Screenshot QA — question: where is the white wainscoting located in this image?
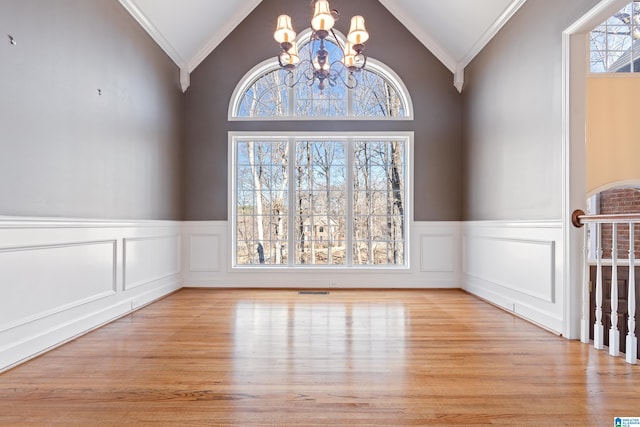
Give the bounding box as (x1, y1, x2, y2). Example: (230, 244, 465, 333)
(124, 235, 181, 290)
(463, 220, 564, 334)
(182, 221, 462, 288)
(0, 217, 182, 372)
(1, 217, 570, 371)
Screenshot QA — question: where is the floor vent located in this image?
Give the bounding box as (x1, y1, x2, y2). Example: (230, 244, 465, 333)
(298, 291, 329, 295)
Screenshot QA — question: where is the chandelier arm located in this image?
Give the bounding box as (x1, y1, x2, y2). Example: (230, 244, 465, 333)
(282, 61, 315, 89)
(329, 28, 346, 54)
(283, 70, 297, 88)
(358, 54, 367, 70)
(298, 59, 316, 79)
(291, 59, 318, 88)
(341, 72, 358, 89)
(274, 1, 367, 91)
(345, 72, 358, 89)
(308, 31, 316, 62)
(277, 53, 290, 69)
(326, 70, 339, 87)
(328, 61, 358, 89)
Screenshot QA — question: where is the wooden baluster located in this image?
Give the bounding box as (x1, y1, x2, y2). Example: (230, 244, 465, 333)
(626, 223, 637, 364)
(609, 223, 619, 356)
(581, 225, 590, 344)
(594, 223, 604, 350)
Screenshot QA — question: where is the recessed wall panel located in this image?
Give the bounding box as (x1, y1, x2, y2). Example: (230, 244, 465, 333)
(0, 241, 116, 330)
(465, 236, 555, 302)
(189, 234, 221, 272)
(124, 235, 180, 290)
(421, 234, 456, 272)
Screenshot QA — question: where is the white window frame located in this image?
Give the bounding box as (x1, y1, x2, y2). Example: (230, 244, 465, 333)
(229, 131, 413, 270)
(228, 29, 414, 121)
(589, 0, 640, 74)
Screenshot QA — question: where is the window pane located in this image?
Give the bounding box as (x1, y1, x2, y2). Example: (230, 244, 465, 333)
(590, 2, 640, 73)
(234, 135, 407, 268)
(237, 69, 289, 117)
(590, 51, 607, 72)
(353, 69, 405, 117)
(607, 26, 632, 51)
(235, 140, 288, 265)
(352, 140, 405, 266)
(293, 140, 346, 265)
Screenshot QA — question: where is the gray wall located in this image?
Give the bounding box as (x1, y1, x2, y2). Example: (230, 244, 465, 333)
(183, 0, 462, 221)
(0, 0, 183, 220)
(462, 0, 600, 221)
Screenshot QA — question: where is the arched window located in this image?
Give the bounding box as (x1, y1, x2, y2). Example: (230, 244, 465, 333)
(230, 30, 413, 268)
(229, 30, 413, 119)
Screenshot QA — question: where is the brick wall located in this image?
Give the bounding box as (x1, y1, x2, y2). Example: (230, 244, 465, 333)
(599, 188, 640, 259)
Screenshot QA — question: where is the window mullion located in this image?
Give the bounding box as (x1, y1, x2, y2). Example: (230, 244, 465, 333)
(346, 137, 354, 266)
(288, 84, 294, 116)
(287, 136, 296, 266)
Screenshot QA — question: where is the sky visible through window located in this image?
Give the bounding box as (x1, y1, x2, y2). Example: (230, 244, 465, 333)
(590, 1, 640, 72)
(236, 36, 407, 118)
(232, 30, 411, 268)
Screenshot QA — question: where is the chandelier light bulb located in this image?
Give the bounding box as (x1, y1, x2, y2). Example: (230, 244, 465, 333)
(311, 0, 335, 33)
(274, 15, 296, 48)
(347, 15, 369, 48)
(273, 0, 368, 91)
(280, 41, 300, 68)
(342, 42, 356, 68)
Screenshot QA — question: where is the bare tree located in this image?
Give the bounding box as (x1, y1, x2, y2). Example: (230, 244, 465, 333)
(590, 3, 640, 72)
(235, 39, 407, 266)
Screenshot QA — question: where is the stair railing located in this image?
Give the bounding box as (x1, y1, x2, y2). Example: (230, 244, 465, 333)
(572, 210, 638, 364)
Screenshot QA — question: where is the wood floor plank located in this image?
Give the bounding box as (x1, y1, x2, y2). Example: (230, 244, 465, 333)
(0, 288, 638, 426)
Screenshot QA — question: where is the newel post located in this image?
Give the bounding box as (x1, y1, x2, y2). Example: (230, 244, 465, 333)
(572, 210, 590, 344)
(627, 224, 637, 364)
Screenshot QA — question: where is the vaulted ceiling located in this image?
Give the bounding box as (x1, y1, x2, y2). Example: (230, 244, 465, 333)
(118, 0, 527, 92)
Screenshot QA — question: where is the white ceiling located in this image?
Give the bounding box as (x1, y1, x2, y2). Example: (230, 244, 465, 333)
(119, 0, 527, 92)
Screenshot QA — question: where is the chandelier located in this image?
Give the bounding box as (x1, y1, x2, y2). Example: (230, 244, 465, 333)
(273, 0, 369, 91)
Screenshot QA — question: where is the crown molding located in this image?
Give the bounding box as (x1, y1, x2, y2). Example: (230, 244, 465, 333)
(378, 0, 457, 74)
(564, 0, 629, 34)
(452, 0, 528, 93)
(118, 0, 191, 92)
(186, 0, 262, 73)
(180, 68, 190, 92)
(118, 0, 186, 69)
(454, 66, 464, 93)
(458, 0, 528, 69)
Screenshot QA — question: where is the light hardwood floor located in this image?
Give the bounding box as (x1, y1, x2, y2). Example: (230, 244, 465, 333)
(0, 289, 638, 426)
